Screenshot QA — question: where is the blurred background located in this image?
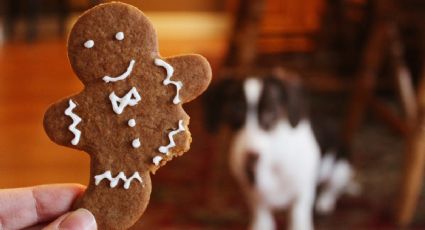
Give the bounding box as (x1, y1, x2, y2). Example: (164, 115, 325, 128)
(0, 0, 425, 229)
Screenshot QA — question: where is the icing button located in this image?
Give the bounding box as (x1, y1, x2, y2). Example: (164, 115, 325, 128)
(115, 32, 125, 41)
(84, 40, 94, 48)
(128, 119, 136, 127)
(132, 138, 141, 148)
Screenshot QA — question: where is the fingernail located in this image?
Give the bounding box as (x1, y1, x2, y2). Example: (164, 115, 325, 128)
(59, 208, 97, 230)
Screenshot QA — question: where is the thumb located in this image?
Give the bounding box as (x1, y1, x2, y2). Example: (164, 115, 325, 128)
(43, 208, 97, 230)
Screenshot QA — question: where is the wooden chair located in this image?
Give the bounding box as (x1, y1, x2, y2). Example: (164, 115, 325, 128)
(4, 0, 70, 41)
(2, 0, 102, 42)
(223, 0, 323, 71)
(341, 0, 425, 227)
(345, 23, 425, 226)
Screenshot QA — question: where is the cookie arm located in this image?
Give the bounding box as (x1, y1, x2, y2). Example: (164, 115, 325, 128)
(44, 98, 82, 147)
(164, 54, 212, 104)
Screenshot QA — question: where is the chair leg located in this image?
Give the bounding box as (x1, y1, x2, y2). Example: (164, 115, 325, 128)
(223, 0, 266, 69)
(342, 72, 374, 146)
(4, 0, 19, 40)
(26, 0, 40, 42)
(342, 23, 388, 146)
(389, 24, 418, 126)
(397, 115, 425, 226)
(396, 63, 425, 227)
(58, 0, 70, 37)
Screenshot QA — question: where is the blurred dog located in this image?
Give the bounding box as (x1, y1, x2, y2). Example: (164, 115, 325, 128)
(204, 70, 359, 230)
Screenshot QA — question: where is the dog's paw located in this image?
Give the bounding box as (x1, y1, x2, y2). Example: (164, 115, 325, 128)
(315, 192, 336, 215)
(345, 180, 362, 197)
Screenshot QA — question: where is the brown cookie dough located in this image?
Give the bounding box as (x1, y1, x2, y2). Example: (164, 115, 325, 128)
(43, 2, 212, 229)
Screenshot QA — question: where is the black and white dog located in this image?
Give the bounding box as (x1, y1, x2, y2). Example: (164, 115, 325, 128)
(204, 71, 359, 230)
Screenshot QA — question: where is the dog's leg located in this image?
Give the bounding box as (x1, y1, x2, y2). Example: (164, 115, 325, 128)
(250, 202, 275, 230)
(289, 187, 315, 230)
(315, 160, 355, 214)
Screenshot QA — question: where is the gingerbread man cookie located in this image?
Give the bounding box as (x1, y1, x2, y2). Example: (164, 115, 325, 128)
(43, 2, 211, 229)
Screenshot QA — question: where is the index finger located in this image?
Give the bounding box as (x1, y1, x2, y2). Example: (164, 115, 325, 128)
(0, 184, 85, 230)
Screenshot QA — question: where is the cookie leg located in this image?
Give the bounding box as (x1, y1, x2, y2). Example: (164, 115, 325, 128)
(74, 168, 151, 230)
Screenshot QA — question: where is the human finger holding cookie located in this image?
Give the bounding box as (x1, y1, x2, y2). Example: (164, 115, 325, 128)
(0, 184, 96, 230)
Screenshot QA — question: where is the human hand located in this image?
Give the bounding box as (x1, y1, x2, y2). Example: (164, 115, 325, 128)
(0, 184, 97, 230)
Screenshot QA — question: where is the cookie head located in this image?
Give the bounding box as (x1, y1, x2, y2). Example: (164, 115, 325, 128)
(68, 2, 158, 84)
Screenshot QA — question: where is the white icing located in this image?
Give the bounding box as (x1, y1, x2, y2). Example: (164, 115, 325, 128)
(115, 32, 124, 41)
(84, 40, 94, 48)
(103, 59, 136, 83)
(153, 156, 163, 166)
(95, 171, 143, 189)
(154, 58, 183, 104)
(64, 99, 82, 145)
(158, 120, 185, 154)
(128, 119, 136, 127)
(109, 87, 141, 114)
(132, 138, 141, 148)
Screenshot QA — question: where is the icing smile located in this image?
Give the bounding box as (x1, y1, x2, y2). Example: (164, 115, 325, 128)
(103, 59, 136, 83)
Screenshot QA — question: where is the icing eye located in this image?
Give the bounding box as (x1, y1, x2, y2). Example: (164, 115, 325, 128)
(115, 32, 124, 41)
(84, 40, 94, 48)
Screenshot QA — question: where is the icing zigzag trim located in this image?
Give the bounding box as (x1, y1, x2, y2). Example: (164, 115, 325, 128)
(154, 58, 183, 104)
(95, 171, 143, 189)
(153, 156, 163, 166)
(64, 99, 82, 146)
(158, 120, 185, 154)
